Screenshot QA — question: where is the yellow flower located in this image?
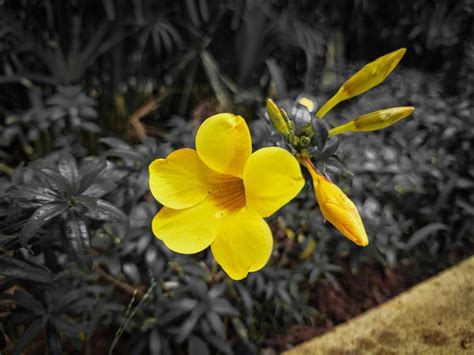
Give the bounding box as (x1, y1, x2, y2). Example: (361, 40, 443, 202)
(328, 106, 415, 137)
(149, 113, 305, 280)
(302, 157, 368, 246)
(316, 48, 406, 119)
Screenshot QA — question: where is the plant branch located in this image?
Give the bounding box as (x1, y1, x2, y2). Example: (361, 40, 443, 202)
(96, 265, 145, 297)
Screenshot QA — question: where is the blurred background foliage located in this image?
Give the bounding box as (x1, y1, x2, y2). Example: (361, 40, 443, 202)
(0, 0, 473, 353)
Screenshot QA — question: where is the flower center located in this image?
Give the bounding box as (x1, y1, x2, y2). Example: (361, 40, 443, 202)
(208, 175, 246, 216)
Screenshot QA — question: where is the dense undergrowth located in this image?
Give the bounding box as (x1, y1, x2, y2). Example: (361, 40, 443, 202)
(1, 0, 473, 354)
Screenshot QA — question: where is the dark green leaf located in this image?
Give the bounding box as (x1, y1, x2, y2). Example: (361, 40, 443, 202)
(78, 158, 107, 193)
(406, 223, 448, 250)
(311, 119, 328, 151)
(13, 291, 46, 315)
(266, 58, 288, 98)
(235, 284, 253, 316)
(20, 203, 69, 248)
(185, 0, 201, 28)
(4, 186, 61, 204)
(0, 233, 20, 248)
(73, 195, 98, 212)
(63, 216, 92, 271)
(57, 152, 79, 187)
(51, 316, 83, 349)
(317, 137, 340, 161)
(149, 328, 162, 355)
(32, 168, 73, 196)
(12, 316, 48, 355)
(205, 311, 226, 338)
(203, 333, 232, 354)
(211, 299, 239, 316)
(103, 149, 143, 162)
(100, 137, 130, 150)
(176, 304, 205, 343)
(0, 255, 53, 283)
(208, 283, 226, 299)
(47, 323, 63, 355)
(54, 289, 89, 311)
(188, 335, 210, 355)
(91, 199, 128, 226)
(81, 181, 117, 198)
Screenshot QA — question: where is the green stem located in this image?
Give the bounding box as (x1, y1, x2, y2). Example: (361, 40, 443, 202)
(316, 93, 340, 119)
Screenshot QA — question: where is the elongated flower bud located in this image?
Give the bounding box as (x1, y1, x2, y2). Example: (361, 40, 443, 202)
(303, 158, 368, 246)
(266, 99, 291, 136)
(316, 48, 406, 119)
(328, 106, 415, 137)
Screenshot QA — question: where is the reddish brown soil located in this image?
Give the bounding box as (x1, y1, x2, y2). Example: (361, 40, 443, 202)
(267, 261, 427, 350)
(268, 240, 474, 352)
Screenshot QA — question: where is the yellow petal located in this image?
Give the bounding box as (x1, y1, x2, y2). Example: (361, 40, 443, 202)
(152, 198, 221, 254)
(195, 113, 252, 177)
(243, 147, 305, 217)
(303, 159, 368, 246)
(317, 48, 406, 118)
(328, 106, 415, 137)
(211, 207, 272, 280)
(149, 148, 219, 209)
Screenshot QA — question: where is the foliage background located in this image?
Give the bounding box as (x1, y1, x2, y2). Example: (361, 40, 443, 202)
(0, 0, 473, 354)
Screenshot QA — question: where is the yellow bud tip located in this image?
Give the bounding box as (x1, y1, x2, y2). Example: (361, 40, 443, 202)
(266, 98, 290, 135)
(329, 106, 415, 137)
(298, 96, 315, 112)
(301, 157, 369, 247)
(316, 48, 407, 119)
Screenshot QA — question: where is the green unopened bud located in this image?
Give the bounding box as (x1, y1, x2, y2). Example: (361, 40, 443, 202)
(266, 99, 291, 136)
(328, 106, 415, 137)
(299, 136, 311, 147)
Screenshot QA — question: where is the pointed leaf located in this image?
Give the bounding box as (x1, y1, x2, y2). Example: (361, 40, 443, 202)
(205, 311, 226, 339)
(12, 317, 48, 355)
(63, 216, 92, 271)
(47, 323, 63, 355)
(57, 152, 79, 187)
(210, 299, 239, 316)
(100, 137, 131, 150)
(13, 291, 46, 315)
(78, 158, 107, 193)
(4, 186, 61, 204)
(20, 203, 69, 248)
(81, 181, 117, 198)
(149, 328, 162, 355)
(32, 168, 73, 196)
(91, 199, 128, 226)
(406, 223, 448, 250)
(0, 255, 53, 283)
(176, 304, 206, 343)
(188, 336, 210, 355)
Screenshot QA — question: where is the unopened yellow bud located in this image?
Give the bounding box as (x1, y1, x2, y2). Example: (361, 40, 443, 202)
(297, 94, 317, 113)
(316, 48, 406, 119)
(302, 158, 368, 246)
(328, 106, 415, 137)
(299, 238, 317, 261)
(266, 99, 290, 136)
